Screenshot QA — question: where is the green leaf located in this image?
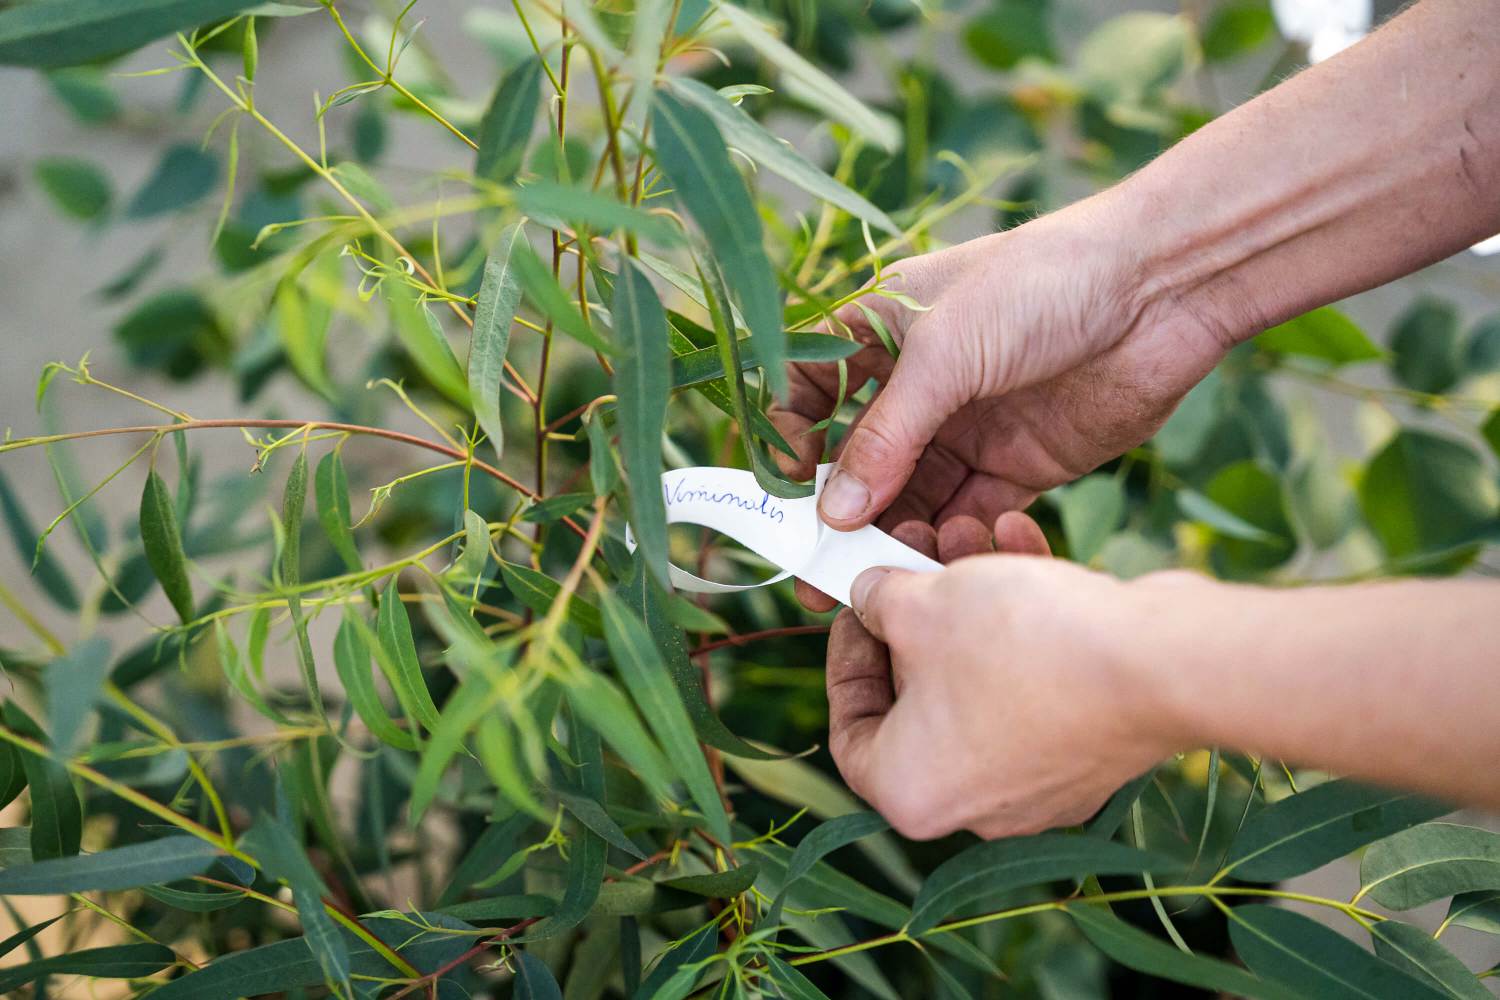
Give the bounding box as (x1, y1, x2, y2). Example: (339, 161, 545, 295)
(711, 3, 899, 152)
(149, 913, 476, 999)
(1223, 779, 1449, 882)
(1076, 13, 1199, 103)
(46, 66, 121, 123)
(1258, 307, 1384, 366)
(2, 702, 81, 860)
(1446, 891, 1500, 935)
(1391, 297, 1464, 394)
(660, 77, 898, 234)
(587, 412, 618, 497)
(516, 181, 683, 247)
(528, 719, 608, 941)
(0, 915, 60, 962)
(140, 469, 195, 622)
(1069, 904, 1290, 999)
(619, 557, 785, 761)
(1287, 448, 1356, 549)
(612, 258, 672, 585)
(785, 812, 890, 890)
(0, 743, 25, 813)
(34, 157, 111, 221)
(1361, 823, 1500, 911)
(1198, 460, 1295, 575)
(470, 221, 526, 462)
(0, 469, 77, 610)
(240, 814, 350, 993)
(375, 583, 443, 731)
(314, 451, 361, 574)
(670, 332, 861, 389)
(962, 0, 1054, 70)
(660, 863, 759, 898)
(409, 672, 494, 823)
(1360, 429, 1498, 560)
(907, 835, 1175, 935)
(274, 280, 336, 400)
(0, 0, 262, 67)
(500, 561, 604, 636)
(44, 636, 111, 756)
(766, 955, 834, 1000)
(1056, 474, 1125, 564)
(510, 238, 613, 355)
(386, 281, 472, 409)
(514, 951, 563, 1000)
(557, 791, 646, 860)
(521, 492, 593, 524)
(334, 610, 416, 750)
(652, 90, 787, 397)
(1228, 905, 1445, 1000)
(476, 56, 543, 183)
(601, 591, 731, 844)
(126, 143, 218, 218)
(1371, 921, 1491, 1000)
(1464, 313, 1500, 374)
(113, 286, 228, 380)
(0, 943, 177, 994)
(279, 451, 326, 723)
(0, 835, 219, 894)
(565, 672, 677, 801)
(1201, 1, 1275, 61)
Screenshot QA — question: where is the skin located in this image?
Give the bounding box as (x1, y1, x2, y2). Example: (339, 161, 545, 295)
(774, 0, 1500, 840)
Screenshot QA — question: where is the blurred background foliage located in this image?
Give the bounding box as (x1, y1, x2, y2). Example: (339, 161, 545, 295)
(0, 0, 1499, 997)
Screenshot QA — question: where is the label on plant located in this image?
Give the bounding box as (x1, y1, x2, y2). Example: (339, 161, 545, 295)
(626, 464, 942, 604)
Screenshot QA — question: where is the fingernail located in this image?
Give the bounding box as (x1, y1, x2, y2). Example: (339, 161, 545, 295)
(850, 567, 891, 613)
(820, 469, 871, 523)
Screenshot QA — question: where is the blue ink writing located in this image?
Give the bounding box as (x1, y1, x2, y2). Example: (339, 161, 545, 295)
(664, 478, 785, 524)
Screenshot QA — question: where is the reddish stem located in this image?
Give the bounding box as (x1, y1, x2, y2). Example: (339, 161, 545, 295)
(689, 625, 832, 658)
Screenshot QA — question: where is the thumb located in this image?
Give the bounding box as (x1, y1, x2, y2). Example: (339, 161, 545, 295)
(819, 349, 958, 529)
(848, 567, 925, 643)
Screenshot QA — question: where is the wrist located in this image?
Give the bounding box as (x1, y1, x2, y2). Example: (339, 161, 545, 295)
(1108, 569, 1236, 755)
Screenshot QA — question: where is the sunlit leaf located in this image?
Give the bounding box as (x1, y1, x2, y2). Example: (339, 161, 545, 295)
(1257, 307, 1383, 366)
(1359, 430, 1498, 561)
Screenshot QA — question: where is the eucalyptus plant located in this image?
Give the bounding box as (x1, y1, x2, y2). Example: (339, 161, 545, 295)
(1, 1, 1499, 998)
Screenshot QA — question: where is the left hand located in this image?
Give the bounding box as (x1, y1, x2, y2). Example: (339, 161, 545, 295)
(827, 513, 1182, 840)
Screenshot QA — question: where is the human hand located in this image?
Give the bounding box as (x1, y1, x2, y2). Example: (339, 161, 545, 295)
(774, 200, 1231, 611)
(826, 512, 1184, 840)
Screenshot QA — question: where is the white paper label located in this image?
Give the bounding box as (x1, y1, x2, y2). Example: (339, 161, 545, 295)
(625, 464, 942, 605)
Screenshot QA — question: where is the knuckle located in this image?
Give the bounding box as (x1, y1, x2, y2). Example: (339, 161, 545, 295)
(879, 781, 955, 842)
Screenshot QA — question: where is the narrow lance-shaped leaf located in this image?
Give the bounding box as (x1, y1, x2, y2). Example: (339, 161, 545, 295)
(469, 221, 526, 462)
(907, 835, 1177, 936)
(1068, 905, 1293, 1000)
(44, 636, 111, 756)
(374, 583, 443, 732)
(240, 814, 350, 994)
(0, 835, 220, 895)
(512, 238, 614, 355)
(333, 610, 416, 750)
(476, 56, 543, 183)
(670, 332, 861, 390)
(1222, 778, 1449, 882)
(0, 467, 77, 610)
(1228, 905, 1445, 1000)
(600, 590, 731, 844)
(385, 280, 473, 409)
(662, 77, 899, 234)
(587, 412, 618, 496)
(515, 182, 682, 247)
(0, 0, 264, 68)
(280, 452, 325, 723)
(1371, 921, 1491, 1000)
(612, 258, 671, 586)
(527, 715, 607, 941)
(0, 944, 177, 995)
(1361, 823, 1500, 910)
(2, 700, 81, 860)
(314, 450, 361, 573)
(140, 468, 194, 622)
(0, 740, 25, 813)
(652, 89, 788, 397)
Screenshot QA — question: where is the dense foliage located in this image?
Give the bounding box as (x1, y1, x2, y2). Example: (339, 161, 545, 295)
(1, 0, 1499, 997)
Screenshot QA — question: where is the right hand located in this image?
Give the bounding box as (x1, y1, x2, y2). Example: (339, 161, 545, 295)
(772, 198, 1233, 610)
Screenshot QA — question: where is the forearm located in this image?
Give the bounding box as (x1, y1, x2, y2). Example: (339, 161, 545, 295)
(1110, 0, 1500, 345)
(1136, 576, 1500, 807)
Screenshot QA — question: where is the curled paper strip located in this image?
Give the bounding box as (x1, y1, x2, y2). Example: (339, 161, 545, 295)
(625, 464, 943, 606)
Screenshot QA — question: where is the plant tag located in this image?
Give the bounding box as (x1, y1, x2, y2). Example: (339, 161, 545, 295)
(625, 464, 942, 605)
